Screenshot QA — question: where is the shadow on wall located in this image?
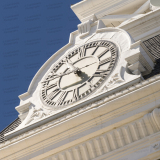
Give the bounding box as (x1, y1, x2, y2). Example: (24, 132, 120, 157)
(143, 34, 160, 79)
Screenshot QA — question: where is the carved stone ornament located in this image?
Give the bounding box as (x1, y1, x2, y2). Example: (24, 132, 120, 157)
(100, 73, 124, 92)
(107, 73, 124, 87)
(17, 106, 47, 128)
(25, 107, 47, 125)
(153, 143, 160, 150)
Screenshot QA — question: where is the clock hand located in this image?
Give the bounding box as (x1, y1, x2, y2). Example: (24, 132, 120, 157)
(62, 58, 97, 76)
(66, 62, 97, 77)
(79, 62, 97, 70)
(42, 62, 97, 83)
(71, 62, 97, 77)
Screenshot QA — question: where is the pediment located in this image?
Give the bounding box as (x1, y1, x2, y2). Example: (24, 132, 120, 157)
(20, 23, 134, 100)
(9, 20, 154, 138)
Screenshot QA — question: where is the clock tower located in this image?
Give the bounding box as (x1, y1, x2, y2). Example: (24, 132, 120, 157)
(1, 0, 160, 160)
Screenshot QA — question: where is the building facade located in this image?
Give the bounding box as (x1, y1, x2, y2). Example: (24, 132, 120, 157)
(1, 0, 160, 159)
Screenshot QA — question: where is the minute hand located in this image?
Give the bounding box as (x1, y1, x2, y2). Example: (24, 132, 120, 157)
(79, 62, 97, 70)
(42, 62, 97, 83)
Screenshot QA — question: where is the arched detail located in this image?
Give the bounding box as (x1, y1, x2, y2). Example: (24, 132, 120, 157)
(19, 27, 135, 100)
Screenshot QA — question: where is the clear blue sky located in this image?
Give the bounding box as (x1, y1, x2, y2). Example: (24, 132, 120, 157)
(0, 0, 80, 131)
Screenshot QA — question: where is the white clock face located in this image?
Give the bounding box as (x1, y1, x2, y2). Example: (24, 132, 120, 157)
(40, 40, 118, 108)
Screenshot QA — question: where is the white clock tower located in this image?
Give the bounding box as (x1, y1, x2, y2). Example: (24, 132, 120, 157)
(1, 0, 160, 160)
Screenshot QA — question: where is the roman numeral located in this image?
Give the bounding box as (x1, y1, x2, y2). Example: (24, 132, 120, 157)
(41, 89, 46, 100)
(109, 46, 116, 52)
(56, 91, 68, 106)
(91, 46, 99, 55)
(72, 88, 79, 101)
(78, 46, 86, 59)
(93, 69, 110, 77)
(42, 75, 59, 83)
(99, 57, 111, 65)
(97, 48, 109, 58)
(47, 87, 60, 100)
(99, 41, 106, 46)
(46, 83, 57, 90)
(86, 81, 93, 88)
(44, 99, 52, 105)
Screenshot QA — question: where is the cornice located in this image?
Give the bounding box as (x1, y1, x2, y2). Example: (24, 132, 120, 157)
(120, 8, 160, 29)
(119, 8, 160, 40)
(71, 0, 147, 22)
(6, 75, 142, 140)
(36, 108, 160, 160)
(1, 102, 160, 160)
(1, 73, 160, 150)
(15, 101, 31, 114)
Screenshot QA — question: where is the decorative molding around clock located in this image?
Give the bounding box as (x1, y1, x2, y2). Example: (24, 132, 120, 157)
(17, 27, 136, 100)
(25, 107, 47, 125)
(43, 108, 160, 160)
(40, 40, 118, 109)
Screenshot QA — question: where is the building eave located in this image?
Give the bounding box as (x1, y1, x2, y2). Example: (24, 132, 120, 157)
(1, 73, 160, 159)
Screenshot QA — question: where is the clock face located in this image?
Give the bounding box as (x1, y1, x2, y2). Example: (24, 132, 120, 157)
(40, 40, 118, 108)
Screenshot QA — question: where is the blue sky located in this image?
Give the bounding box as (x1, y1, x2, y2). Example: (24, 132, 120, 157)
(0, 0, 80, 131)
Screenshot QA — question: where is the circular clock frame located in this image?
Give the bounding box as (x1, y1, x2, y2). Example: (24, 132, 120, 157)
(40, 40, 118, 108)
